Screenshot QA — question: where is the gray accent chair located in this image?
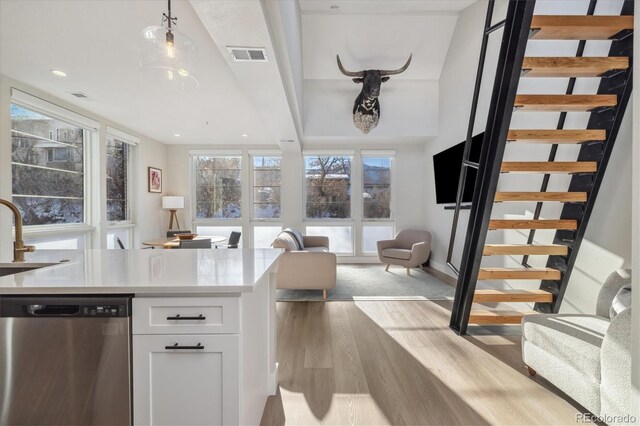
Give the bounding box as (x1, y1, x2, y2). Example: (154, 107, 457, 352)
(377, 229, 432, 275)
(522, 270, 632, 423)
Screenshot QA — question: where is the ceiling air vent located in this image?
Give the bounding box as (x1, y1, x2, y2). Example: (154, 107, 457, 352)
(70, 92, 88, 99)
(227, 47, 268, 62)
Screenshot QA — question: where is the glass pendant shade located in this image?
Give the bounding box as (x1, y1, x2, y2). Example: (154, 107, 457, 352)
(140, 25, 198, 90)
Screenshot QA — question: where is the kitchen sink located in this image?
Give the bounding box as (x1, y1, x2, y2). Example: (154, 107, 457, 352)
(0, 263, 58, 277)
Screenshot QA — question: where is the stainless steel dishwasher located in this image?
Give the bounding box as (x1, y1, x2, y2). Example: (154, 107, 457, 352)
(0, 295, 132, 425)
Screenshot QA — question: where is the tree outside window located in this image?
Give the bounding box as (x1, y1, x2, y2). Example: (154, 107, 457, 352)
(11, 104, 85, 226)
(305, 156, 352, 219)
(252, 156, 281, 219)
(362, 157, 392, 219)
(106, 136, 130, 222)
(194, 155, 242, 219)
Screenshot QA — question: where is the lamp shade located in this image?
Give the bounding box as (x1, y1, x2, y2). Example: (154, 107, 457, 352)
(162, 196, 184, 209)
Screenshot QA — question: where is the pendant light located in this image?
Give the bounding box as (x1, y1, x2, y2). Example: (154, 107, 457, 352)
(140, 0, 198, 90)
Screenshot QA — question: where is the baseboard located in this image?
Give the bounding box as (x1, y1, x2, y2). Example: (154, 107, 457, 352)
(337, 257, 381, 264)
(423, 260, 458, 287)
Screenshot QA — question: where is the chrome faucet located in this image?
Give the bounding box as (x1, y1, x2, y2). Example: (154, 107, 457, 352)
(0, 198, 35, 262)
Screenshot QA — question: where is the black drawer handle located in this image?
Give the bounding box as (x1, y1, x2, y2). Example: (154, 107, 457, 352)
(165, 343, 205, 350)
(166, 314, 206, 321)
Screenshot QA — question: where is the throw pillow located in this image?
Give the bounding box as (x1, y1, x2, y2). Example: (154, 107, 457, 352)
(272, 232, 298, 252)
(283, 228, 305, 250)
(610, 284, 632, 320)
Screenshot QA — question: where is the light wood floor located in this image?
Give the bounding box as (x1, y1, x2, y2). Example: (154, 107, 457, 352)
(261, 300, 582, 425)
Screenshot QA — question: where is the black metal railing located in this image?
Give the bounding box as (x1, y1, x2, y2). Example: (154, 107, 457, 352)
(446, 0, 501, 276)
(449, 0, 536, 335)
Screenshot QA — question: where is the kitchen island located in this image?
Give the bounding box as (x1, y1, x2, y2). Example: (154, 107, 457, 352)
(0, 248, 282, 426)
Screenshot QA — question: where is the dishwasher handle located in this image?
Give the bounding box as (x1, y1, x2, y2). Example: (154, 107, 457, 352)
(27, 304, 80, 316)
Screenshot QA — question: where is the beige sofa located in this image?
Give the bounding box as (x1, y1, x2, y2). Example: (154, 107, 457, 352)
(377, 229, 432, 275)
(272, 231, 336, 300)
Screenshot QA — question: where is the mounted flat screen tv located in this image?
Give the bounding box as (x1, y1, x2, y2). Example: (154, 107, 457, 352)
(433, 132, 484, 205)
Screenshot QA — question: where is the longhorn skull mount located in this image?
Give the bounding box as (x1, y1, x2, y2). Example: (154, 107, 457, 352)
(336, 54, 412, 134)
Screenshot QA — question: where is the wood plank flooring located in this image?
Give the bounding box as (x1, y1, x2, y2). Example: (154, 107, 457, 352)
(261, 300, 582, 425)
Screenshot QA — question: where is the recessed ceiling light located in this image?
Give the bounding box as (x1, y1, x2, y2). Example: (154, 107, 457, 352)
(242, 134, 249, 138)
(174, 133, 181, 137)
(51, 70, 67, 77)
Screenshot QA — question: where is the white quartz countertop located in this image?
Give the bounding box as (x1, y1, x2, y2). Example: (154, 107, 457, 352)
(0, 248, 283, 295)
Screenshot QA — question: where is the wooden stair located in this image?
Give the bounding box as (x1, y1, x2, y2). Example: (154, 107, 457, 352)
(507, 129, 606, 144)
(483, 244, 568, 256)
(468, 309, 536, 325)
(521, 56, 629, 77)
(494, 192, 587, 202)
(501, 161, 597, 173)
(478, 267, 562, 280)
(514, 94, 617, 111)
(474, 289, 554, 303)
(489, 219, 577, 230)
(529, 15, 633, 40)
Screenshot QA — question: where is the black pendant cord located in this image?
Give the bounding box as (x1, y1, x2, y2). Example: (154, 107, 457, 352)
(521, 0, 597, 268)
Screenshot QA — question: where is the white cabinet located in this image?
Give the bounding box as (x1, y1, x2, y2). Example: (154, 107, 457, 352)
(132, 281, 276, 425)
(133, 334, 239, 426)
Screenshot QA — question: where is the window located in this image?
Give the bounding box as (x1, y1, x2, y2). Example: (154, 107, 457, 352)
(25, 233, 86, 250)
(305, 155, 352, 219)
(107, 228, 130, 249)
(306, 225, 353, 254)
(362, 225, 394, 253)
(11, 103, 87, 226)
(106, 135, 132, 222)
(252, 156, 281, 219)
(362, 156, 392, 219)
(193, 155, 242, 219)
(253, 226, 282, 249)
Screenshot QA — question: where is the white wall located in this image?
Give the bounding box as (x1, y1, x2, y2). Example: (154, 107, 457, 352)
(424, 0, 632, 315)
(304, 79, 439, 139)
(164, 141, 426, 259)
(0, 74, 168, 260)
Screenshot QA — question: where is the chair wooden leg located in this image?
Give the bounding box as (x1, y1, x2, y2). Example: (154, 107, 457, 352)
(322, 289, 327, 300)
(527, 366, 536, 377)
(406, 267, 411, 276)
(385, 264, 390, 272)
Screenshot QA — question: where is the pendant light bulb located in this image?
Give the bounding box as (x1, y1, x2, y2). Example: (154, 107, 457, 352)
(166, 30, 175, 58)
(140, 0, 198, 90)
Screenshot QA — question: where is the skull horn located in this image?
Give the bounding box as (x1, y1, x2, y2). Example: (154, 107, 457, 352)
(379, 54, 413, 76)
(336, 55, 364, 77)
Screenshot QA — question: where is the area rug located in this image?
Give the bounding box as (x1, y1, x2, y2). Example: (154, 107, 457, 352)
(276, 264, 456, 301)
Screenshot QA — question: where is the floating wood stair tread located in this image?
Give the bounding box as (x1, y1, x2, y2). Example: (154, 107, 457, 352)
(483, 244, 569, 256)
(488, 219, 577, 230)
(474, 289, 554, 303)
(507, 129, 606, 144)
(478, 267, 562, 280)
(501, 161, 597, 173)
(530, 15, 633, 40)
(468, 309, 536, 325)
(514, 94, 617, 111)
(495, 192, 587, 202)
(522, 56, 629, 77)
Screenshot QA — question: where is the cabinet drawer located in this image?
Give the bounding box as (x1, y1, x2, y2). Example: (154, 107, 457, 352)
(133, 297, 239, 335)
(133, 334, 240, 425)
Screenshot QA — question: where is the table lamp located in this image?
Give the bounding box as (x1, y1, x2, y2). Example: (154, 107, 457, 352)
(162, 196, 184, 231)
